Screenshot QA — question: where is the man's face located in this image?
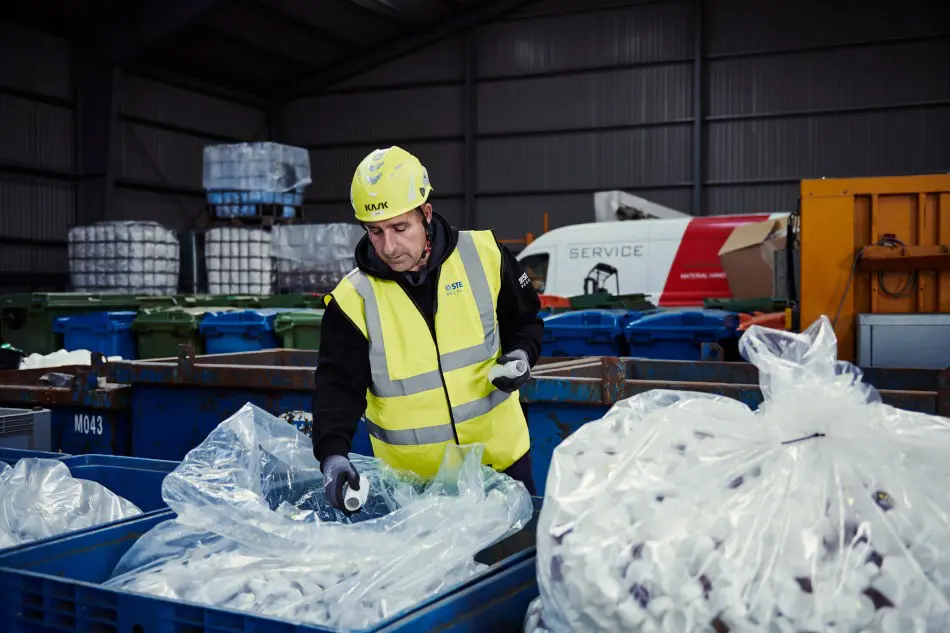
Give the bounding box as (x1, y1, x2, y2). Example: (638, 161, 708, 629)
(365, 203, 432, 272)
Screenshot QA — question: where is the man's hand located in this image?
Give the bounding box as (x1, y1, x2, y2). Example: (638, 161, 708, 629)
(321, 454, 360, 512)
(491, 348, 531, 393)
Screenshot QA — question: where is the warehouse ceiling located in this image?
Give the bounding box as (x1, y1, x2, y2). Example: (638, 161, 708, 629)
(6, 0, 532, 103)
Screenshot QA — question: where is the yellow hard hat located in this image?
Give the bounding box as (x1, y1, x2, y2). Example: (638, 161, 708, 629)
(350, 146, 433, 223)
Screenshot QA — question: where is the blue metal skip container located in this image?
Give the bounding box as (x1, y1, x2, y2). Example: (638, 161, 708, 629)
(0, 356, 132, 455)
(0, 497, 541, 633)
(522, 358, 950, 497)
(624, 309, 739, 361)
(541, 310, 636, 357)
(111, 349, 372, 461)
(53, 311, 138, 359)
(199, 309, 294, 354)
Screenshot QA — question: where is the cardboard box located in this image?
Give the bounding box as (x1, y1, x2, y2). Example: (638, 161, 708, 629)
(718, 217, 788, 300)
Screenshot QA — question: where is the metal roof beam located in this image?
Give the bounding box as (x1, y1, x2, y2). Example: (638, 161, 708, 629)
(271, 0, 543, 103)
(100, 0, 239, 68)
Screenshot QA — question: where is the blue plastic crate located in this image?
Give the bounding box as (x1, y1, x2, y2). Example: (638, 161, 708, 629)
(0, 453, 176, 556)
(198, 309, 293, 354)
(623, 309, 739, 361)
(212, 204, 300, 219)
(58, 454, 177, 513)
(379, 558, 538, 633)
(53, 311, 138, 359)
(0, 498, 541, 633)
(207, 189, 304, 219)
(541, 310, 635, 357)
(0, 447, 66, 465)
(206, 189, 304, 205)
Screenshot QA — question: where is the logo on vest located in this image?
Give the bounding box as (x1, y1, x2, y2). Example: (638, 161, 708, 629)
(444, 280, 465, 296)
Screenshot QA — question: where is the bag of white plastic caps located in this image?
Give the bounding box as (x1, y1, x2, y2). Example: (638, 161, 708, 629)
(105, 403, 533, 631)
(526, 316, 950, 633)
(68, 221, 180, 295)
(0, 459, 142, 548)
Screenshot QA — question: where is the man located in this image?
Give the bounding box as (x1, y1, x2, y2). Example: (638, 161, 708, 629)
(312, 146, 543, 511)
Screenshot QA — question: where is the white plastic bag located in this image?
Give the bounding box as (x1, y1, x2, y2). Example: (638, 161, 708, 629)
(528, 317, 950, 633)
(0, 458, 142, 547)
(105, 403, 533, 631)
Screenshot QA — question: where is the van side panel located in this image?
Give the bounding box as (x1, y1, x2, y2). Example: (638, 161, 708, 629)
(645, 220, 690, 300)
(559, 229, 651, 297)
(658, 214, 770, 306)
(518, 213, 785, 304)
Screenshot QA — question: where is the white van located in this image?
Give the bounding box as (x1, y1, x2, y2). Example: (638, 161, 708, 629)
(517, 213, 787, 307)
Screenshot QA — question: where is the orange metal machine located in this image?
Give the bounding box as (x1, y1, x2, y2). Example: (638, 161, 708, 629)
(800, 174, 950, 362)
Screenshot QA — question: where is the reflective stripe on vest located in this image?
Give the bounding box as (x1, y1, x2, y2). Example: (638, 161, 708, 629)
(349, 232, 510, 446)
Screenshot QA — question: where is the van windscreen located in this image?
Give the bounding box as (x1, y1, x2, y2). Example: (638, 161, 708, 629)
(520, 253, 549, 293)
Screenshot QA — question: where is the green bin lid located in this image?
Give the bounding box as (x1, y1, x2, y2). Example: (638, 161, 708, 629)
(133, 307, 237, 331)
(137, 296, 183, 308)
(273, 310, 325, 333)
(1, 292, 141, 310)
(218, 295, 265, 307)
(258, 294, 325, 309)
(137, 295, 264, 308)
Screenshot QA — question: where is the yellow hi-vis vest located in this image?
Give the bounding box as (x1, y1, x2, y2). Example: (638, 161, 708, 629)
(327, 230, 531, 479)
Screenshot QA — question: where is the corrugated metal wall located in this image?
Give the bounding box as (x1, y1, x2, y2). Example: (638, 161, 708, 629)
(476, 0, 695, 239)
(0, 22, 75, 288)
(115, 74, 268, 232)
(282, 35, 467, 229)
(703, 0, 950, 216)
(0, 22, 270, 289)
(282, 0, 950, 241)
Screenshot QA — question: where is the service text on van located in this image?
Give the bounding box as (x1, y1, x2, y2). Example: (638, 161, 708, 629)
(568, 245, 644, 259)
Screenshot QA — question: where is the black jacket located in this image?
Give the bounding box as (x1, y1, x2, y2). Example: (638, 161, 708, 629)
(311, 212, 543, 463)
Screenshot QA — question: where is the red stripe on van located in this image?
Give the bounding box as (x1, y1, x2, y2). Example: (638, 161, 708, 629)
(657, 215, 770, 307)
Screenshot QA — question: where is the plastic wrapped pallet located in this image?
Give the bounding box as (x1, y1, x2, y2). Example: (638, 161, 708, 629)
(0, 458, 142, 547)
(105, 402, 533, 631)
(203, 142, 311, 193)
(526, 316, 950, 633)
(205, 227, 274, 295)
(68, 221, 179, 295)
(272, 223, 363, 294)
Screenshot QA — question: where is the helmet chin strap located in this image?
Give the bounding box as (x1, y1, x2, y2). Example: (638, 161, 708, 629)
(405, 208, 434, 285)
(411, 207, 433, 269)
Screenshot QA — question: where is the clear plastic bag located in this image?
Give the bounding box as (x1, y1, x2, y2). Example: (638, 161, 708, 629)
(271, 223, 363, 294)
(528, 316, 950, 633)
(204, 227, 274, 295)
(67, 221, 180, 295)
(105, 403, 533, 631)
(202, 143, 311, 193)
(0, 458, 142, 547)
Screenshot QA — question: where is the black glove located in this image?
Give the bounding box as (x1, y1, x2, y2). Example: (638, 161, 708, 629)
(491, 348, 531, 393)
(321, 454, 360, 512)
